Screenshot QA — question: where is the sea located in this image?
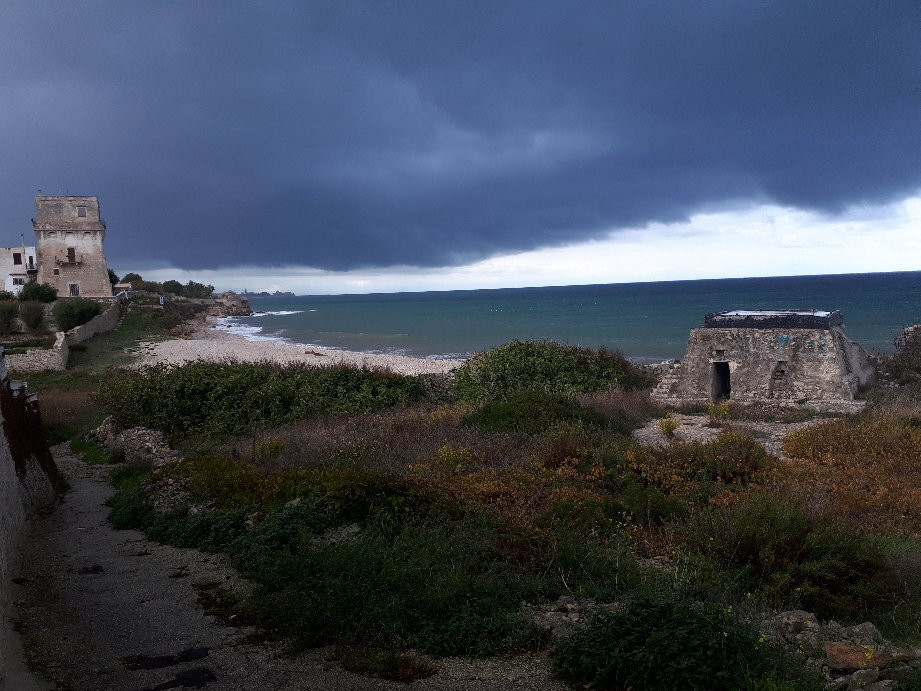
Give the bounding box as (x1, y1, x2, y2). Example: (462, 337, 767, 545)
(217, 271, 921, 362)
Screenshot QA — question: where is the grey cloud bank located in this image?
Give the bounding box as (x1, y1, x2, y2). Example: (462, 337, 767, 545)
(0, 1, 919, 272)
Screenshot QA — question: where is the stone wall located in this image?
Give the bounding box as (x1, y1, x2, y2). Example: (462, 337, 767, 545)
(5, 332, 69, 373)
(654, 326, 873, 406)
(65, 301, 122, 346)
(0, 358, 61, 687)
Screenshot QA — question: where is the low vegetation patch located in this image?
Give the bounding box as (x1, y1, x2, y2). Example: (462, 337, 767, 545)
(453, 340, 653, 403)
(97, 361, 430, 441)
(462, 391, 610, 434)
(553, 596, 822, 690)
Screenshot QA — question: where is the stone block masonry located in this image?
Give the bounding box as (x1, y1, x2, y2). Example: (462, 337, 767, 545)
(5, 332, 69, 373)
(6, 301, 121, 373)
(654, 310, 874, 407)
(0, 355, 61, 687)
(33, 195, 112, 298)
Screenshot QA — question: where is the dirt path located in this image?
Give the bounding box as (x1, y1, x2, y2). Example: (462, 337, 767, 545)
(11, 446, 558, 690)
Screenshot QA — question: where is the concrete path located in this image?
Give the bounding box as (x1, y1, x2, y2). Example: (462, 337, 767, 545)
(10, 446, 558, 690)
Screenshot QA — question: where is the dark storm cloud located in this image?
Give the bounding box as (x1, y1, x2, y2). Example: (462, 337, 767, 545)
(0, 1, 919, 270)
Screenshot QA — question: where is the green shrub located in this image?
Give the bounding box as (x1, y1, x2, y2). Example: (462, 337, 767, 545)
(884, 327, 921, 385)
(162, 279, 184, 295)
(693, 494, 904, 620)
(463, 391, 609, 434)
(0, 301, 19, 334)
(453, 340, 654, 403)
(0, 290, 15, 301)
(552, 596, 822, 690)
(236, 516, 543, 655)
(19, 300, 45, 332)
(19, 282, 57, 303)
(53, 298, 102, 332)
(97, 361, 429, 441)
(658, 414, 680, 437)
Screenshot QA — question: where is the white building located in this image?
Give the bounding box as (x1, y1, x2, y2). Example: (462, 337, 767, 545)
(0, 245, 36, 295)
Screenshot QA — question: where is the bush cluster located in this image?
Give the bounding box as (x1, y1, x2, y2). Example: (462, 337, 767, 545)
(53, 298, 102, 332)
(553, 596, 822, 690)
(453, 340, 654, 403)
(97, 361, 430, 440)
(121, 272, 214, 298)
(0, 301, 18, 334)
(19, 301, 45, 332)
(462, 391, 610, 434)
(19, 282, 57, 303)
(692, 493, 903, 621)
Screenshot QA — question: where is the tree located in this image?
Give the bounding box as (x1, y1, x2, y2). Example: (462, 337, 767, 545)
(0, 302, 18, 334)
(19, 301, 45, 332)
(19, 282, 58, 303)
(121, 272, 143, 288)
(183, 280, 214, 298)
(162, 279, 184, 295)
(108, 268, 120, 286)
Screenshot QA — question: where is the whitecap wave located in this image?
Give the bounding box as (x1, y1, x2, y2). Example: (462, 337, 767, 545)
(251, 310, 305, 317)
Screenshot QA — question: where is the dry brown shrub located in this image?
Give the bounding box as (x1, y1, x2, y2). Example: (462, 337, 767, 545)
(578, 389, 662, 428)
(38, 388, 98, 431)
(773, 414, 921, 536)
(246, 405, 546, 474)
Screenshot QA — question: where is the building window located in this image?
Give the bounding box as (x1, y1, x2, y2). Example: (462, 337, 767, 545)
(12, 278, 24, 286)
(77, 206, 87, 217)
(69, 283, 80, 297)
(53, 268, 60, 276)
(12, 252, 21, 265)
(67, 247, 76, 263)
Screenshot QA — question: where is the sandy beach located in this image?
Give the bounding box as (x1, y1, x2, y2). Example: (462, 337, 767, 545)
(135, 317, 465, 376)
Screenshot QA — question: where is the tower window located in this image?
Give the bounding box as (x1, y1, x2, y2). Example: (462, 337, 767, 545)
(12, 252, 21, 265)
(67, 247, 76, 263)
(53, 268, 60, 275)
(77, 206, 87, 217)
(12, 278, 24, 286)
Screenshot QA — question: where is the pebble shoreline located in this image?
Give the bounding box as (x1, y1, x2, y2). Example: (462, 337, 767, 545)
(135, 318, 466, 375)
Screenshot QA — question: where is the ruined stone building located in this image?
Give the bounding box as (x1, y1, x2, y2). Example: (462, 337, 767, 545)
(653, 310, 873, 407)
(0, 243, 36, 295)
(32, 195, 111, 297)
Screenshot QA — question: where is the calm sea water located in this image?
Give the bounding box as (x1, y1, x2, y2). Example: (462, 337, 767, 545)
(219, 271, 921, 361)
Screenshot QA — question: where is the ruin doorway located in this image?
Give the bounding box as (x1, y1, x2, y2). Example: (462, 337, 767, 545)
(711, 362, 731, 401)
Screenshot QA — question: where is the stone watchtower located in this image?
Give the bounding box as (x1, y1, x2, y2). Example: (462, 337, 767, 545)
(652, 310, 874, 409)
(33, 195, 111, 298)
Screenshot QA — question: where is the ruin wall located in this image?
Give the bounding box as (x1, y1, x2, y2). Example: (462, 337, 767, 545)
(5, 332, 69, 373)
(655, 326, 872, 405)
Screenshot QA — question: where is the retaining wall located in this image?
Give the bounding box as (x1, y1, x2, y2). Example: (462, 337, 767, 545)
(0, 356, 61, 687)
(5, 332, 69, 373)
(65, 301, 122, 346)
(5, 301, 121, 374)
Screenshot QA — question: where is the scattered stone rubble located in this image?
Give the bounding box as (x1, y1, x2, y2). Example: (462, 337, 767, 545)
(521, 596, 619, 639)
(92, 416, 181, 468)
(760, 610, 921, 689)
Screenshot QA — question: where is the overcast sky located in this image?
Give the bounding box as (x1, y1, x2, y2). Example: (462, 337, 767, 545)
(1, 1, 919, 294)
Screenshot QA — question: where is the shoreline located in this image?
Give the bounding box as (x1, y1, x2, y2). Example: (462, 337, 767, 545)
(136, 317, 466, 376)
